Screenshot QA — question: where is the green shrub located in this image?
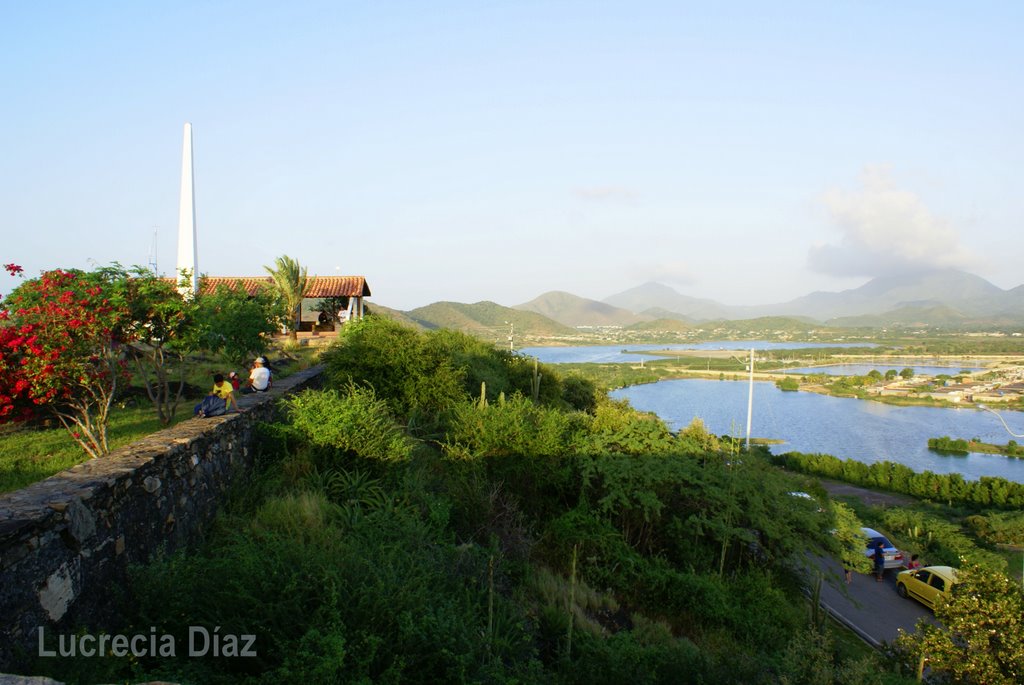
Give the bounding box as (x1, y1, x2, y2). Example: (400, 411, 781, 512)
(322, 317, 468, 424)
(676, 417, 721, 453)
(880, 508, 1007, 571)
(443, 395, 575, 460)
(128, 491, 541, 684)
(538, 506, 641, 586)
(285, 386, 413, 463)
(776, 377, 800, 392)
(251, 491, 343, 540)
(965, 510, 1024, 546)
(561, 373, 599, 413)
(422, 328, 518, 400)
(573, 397, 676, 455)
(564, 626, 704, 685)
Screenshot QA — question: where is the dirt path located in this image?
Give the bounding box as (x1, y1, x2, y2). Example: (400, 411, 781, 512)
(817, 479, 915, 508)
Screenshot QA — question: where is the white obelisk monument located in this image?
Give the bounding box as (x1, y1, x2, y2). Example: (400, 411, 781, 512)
(176, 122, 199, 296)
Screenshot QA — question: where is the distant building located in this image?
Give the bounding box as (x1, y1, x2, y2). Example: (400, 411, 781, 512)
(972, 391, 1016, 403)
(923, 387, 965, 403)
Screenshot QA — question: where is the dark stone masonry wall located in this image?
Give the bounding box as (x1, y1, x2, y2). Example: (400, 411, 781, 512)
(0, 366, 323, 670)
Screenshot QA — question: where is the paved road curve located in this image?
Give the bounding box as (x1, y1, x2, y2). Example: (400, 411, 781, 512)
(807, 555, 935, 647)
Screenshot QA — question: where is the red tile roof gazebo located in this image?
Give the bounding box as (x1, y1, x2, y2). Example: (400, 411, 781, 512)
(189, 275, 371, 329)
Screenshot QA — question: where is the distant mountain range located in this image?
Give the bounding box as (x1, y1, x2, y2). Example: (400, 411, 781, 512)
(520, 269, 1024, 329)
(374, 269, 1023, 335)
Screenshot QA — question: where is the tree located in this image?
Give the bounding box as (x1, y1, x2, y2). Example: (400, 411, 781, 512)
(884, 369, 898, 381)
(895, 564, 1023, 684)
(1, 268, 132, 457)
(117, 266, 197, 425)
(264, 255, 312, 341)
(900, 367, 915, 379)
(192, 279, 278, 367)
(830, 502, 872, 575)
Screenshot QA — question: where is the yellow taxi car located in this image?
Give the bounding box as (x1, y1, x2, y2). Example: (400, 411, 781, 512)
(895, 565, 958, 610)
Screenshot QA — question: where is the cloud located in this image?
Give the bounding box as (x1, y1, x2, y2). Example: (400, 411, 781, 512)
(573, 186, 639, 203)
(809, 166, 978, 277)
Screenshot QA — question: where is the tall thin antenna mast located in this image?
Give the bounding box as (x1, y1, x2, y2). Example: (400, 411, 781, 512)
(148, 227, 159, 274)
(745, 348, 754, 451)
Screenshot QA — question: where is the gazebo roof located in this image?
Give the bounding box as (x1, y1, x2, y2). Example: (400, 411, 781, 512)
(186, 275, 371, 297)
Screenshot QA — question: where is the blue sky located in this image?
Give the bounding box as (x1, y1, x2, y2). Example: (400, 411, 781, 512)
(3, 1, 1022, 310)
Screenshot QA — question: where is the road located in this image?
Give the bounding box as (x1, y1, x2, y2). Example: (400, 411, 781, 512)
(805, 481, 933, 646)
(805, 554, 935, 647)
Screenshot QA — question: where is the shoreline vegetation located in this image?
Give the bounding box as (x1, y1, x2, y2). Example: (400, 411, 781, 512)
(928, 436, 1024, 458)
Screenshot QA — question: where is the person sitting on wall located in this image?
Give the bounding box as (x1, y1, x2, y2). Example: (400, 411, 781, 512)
(194, 373, 238, 416)
(244, 357, 272, 393)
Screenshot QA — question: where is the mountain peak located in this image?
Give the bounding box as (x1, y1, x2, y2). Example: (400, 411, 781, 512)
(603, 282, 736, 321)
(514, 291, 649, 327)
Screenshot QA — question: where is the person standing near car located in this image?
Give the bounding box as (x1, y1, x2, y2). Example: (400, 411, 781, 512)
(872, 540, 886, 582)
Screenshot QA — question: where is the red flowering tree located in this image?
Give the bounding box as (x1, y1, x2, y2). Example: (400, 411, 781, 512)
(0, 263, 35, 421)
(1, 268, 132, 458)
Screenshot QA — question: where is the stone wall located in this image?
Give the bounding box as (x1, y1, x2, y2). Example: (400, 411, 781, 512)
(0, 366, 323, 670)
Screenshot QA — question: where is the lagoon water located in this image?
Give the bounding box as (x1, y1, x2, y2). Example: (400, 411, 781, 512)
(520, 341, 875, 365)
(610, 378, 1024, 483)
(520, 343, 1019, 482)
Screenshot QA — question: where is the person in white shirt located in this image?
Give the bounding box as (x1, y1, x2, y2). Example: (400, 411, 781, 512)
(245, 357, 272, 393)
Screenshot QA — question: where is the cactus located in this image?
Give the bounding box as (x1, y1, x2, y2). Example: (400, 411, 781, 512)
(810, 572, 828, 633)
(566, 543, 579, 660)
(531, 359, 542, 403)
(486, 554, 495, 655)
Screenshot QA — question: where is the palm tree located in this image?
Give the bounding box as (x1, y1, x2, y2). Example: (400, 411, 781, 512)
(264, 255, 312, 341)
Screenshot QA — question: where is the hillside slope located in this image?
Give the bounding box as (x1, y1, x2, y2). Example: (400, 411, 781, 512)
(406, 301, 576, 338)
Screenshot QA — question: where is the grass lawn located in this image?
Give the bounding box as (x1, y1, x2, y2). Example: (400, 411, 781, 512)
(0, 343, 325, 495)
(1000, 546, 1024, 587)
(0, 406, 191, 494)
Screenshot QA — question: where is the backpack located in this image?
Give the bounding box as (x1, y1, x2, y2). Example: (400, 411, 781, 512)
(195, 395, 227, 417)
